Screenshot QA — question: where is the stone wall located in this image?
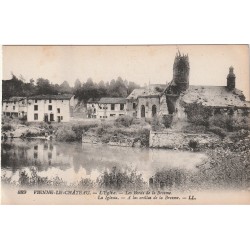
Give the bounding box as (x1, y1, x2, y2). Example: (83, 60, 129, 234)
(149, 130, 220, 149)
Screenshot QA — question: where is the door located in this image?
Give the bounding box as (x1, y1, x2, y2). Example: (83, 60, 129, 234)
(152, 105, 157, 117)
(50, 113, 54, 122)
(57, 116, 61, 122)
(141, 105, 145, 118)
(44, 114, 48, 122)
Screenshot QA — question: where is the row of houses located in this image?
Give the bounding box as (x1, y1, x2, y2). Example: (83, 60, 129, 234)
(2, 94, 76, 122)
(2, 86, 163, 123)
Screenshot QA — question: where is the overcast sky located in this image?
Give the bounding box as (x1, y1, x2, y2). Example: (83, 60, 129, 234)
(2, 45, 250, 99)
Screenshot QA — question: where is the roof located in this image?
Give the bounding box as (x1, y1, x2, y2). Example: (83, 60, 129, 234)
(180, 85, 250, 108)
(98, 97, 126, 104)
(126, 87, 163, 100)
(28, 94, 74, 100)
(3, 97, 26, 102)
(87, 98, 100, 103)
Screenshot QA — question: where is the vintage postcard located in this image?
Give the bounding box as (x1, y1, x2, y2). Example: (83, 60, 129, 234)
(1, 45, 250, 204)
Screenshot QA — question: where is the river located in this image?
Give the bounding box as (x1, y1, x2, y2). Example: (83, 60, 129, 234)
(1, 138, 208, 189)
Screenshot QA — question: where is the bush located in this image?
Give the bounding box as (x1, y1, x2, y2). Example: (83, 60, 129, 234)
(208, 126, 227, 138)
(2, 124, 13, 132)
(188, 139, 199, 150)
(161, 115, 173, 128)
(209, 114, 250, 132)
(185, 102, 212, 126)
(136, 128, 150, 147)
(55, 126, 77, 142)
(114, 115, 134, 127)
(72, 123, 98, 138)
(97, 166, 146, 190)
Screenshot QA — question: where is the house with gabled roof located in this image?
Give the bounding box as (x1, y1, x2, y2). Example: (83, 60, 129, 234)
(27, 94, 75, 122)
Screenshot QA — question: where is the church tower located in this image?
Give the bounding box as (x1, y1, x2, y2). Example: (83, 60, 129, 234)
(173, 51, 190, 93)
(227, 66, 236, 91)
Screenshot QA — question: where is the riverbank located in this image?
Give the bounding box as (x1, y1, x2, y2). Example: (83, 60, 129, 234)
(2, 115, 250, 151)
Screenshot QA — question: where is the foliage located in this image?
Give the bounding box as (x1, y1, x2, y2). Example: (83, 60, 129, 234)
(2, 74, 140, 104)
(209, 114, 250, 132)
(161, 114, 173, 128)
(188, 139, 200, 150)
(114, 115, 134, 127)
(2, 124, 13, 132)
(72, 123, 98, 138)
(97, 166, 147, 190)
(208, 126, 227, 138)
(184, 102, 212, 126)
(55, 126, 77, 142)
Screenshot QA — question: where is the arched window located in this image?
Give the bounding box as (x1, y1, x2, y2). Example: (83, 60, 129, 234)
(152, 105, 157, 117)
(141, 105, 145, 118)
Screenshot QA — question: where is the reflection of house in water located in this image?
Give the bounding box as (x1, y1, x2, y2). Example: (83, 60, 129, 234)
(27, 142, 73, 170)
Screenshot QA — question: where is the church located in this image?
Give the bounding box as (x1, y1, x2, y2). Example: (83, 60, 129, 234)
(126, 51, 250, 119)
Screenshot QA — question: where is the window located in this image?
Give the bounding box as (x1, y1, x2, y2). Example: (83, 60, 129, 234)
(34, 152, 38, 159)
(49, 99, 52, 103)
(34, 105, 38, 111)
(48, 152, 52, 159)
(111, 104, 115, 110)
(48, 105, 52, 111)
(14, 101, 16, 104)
(110, 114, 116, 117)
(133, 103, 136, 109)
(120, 104, 124, 110)
(57, 108, 60, 113)
(34, 113, 38, 120)
(34, 145, 38, 150)
(119, 114, 124, 116)
(13, 106, 15, 110)
(61, 116, 63, 121)
(35, 99, 37, 103)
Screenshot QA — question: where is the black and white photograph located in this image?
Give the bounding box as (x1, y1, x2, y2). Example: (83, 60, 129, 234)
(1, 45, 250, 204)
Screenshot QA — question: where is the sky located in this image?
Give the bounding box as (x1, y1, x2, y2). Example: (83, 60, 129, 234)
(2, 45, 250, 99)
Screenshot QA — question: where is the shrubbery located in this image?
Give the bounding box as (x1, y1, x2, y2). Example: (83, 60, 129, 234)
(208, 126, 227, 139)
(2, 124, 13, 132)
(184, 102, 212, 126)
(55, 126, 77, 142)
(97, 166, 147, 190)
(161, 114, 173, 128)
(114, 115, 134, 127)
(188, 139, 200, 151)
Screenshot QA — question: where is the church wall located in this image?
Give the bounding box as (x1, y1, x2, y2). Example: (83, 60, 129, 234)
(137, 97, 160, 118)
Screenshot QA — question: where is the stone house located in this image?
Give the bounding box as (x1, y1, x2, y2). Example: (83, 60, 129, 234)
(126, 86, 165, 118)
(87, 97, 126, 119)
(27, 94, 75, 122)
(2, 97, 28, 118)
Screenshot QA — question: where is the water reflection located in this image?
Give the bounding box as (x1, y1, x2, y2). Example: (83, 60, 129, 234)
(2, 139, 208, 189)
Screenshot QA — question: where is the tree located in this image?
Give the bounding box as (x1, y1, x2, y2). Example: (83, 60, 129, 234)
(35, 78, 58, 95)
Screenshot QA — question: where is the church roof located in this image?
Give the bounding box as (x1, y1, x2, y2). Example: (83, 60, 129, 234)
(126, 87, 162, 100)
(180, 85, 250, 108)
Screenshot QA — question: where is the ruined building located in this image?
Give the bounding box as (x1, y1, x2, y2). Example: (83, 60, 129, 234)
(127, 51, 250, 119)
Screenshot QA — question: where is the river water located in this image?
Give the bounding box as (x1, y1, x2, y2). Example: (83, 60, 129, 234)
(1, 139, 208, 188)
